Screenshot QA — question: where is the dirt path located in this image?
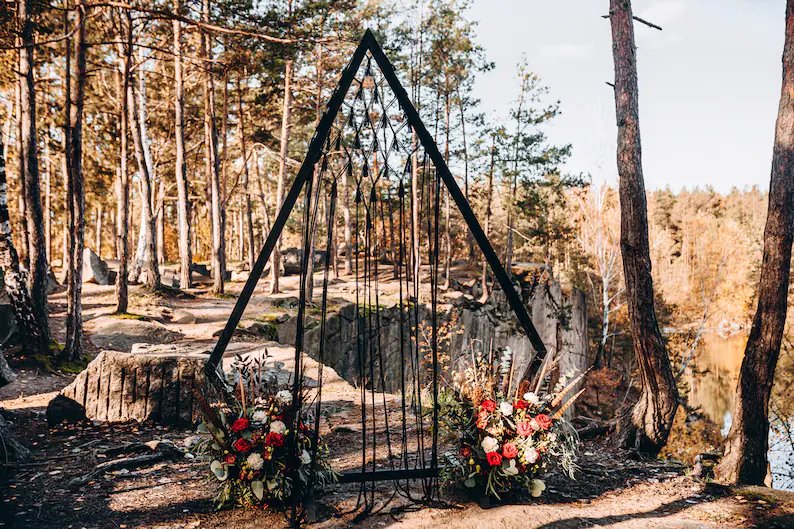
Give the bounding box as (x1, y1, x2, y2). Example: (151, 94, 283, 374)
(2, 277, 793, 528)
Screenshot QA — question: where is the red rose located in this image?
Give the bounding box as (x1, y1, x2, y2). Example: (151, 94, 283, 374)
(224, 454, 236, 465)
(514, 399, 528, 410)
(480, 399, 496, 412)
(486, 451, 502, 467)
(265, 432, 285, 447)
(535, 414, 553, 431)
(231, 417, 250, 433)
(460, 446, 472, 458)
(501, 442, 518, 459)
(233, 438, 252, 453)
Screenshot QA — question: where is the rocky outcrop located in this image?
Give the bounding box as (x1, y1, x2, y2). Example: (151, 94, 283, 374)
(274, 283, 588, 394)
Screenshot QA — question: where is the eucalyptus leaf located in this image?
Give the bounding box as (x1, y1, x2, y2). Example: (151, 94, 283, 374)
(251, 480, 264, 501)
(210, 460, 228, 481)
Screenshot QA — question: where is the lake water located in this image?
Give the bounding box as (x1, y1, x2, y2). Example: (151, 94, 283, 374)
(686, 334, 794, 490)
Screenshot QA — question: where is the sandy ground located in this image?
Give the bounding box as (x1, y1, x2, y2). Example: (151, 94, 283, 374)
(1, 273, 793, 528)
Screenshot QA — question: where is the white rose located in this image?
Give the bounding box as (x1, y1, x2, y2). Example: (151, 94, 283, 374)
(523, 447, 540, 464)
(276, 390, 293, 404)
(270, 420, 287, 434)
(300, 449, 312, 465)
(251, 409, 268, 424)
(481, 436, 499, 453)
(523, 392, 540, 405)
(499, 401, 513, 416)
(246, 452, 264, 471)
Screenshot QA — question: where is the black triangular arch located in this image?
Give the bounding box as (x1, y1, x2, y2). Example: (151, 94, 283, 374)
(205, 29, 547, 385)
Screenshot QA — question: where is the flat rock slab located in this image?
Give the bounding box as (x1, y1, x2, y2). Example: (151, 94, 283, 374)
(86, 317, 184, 353)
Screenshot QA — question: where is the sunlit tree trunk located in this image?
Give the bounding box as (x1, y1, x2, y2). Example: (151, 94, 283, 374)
(271, 57, 293, 294)
(173, 0, 192, 289)
(236, 77, 255, 272)
(114, 11, 131, 313)
(64, 0, 87, 362)
(127, 67, 160, 290)
(0, 135, 48, 362)
(609, 0, 678, 456)
(18, 0, 51, 343)
(716, 0, 794, 486)
(202, 0, 225, 294)
(480, 136, 495, 303)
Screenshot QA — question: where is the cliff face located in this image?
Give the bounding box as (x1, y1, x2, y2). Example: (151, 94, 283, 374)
(275, 283, 588, 395)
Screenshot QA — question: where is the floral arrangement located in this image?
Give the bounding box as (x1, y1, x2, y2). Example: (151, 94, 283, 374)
(196, 355, 336, 509)
(440, 347, 584, 501)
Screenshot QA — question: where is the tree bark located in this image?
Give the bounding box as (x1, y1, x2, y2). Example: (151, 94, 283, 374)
(0, 135, 48, 360)
(18, 0, 51, 344)
(480, 136, 495, 303)
(114, 12, 131, 313)
(202, 0, 225, 294)
(173, 0, 192, 289)
(715, 0, 794, 486)
(271, 58, 293, 294)
(127, 67, 161, 290)
(64, 0, 87, 362)
(237, 77, 255, 273)
(609, 0, 678, 456)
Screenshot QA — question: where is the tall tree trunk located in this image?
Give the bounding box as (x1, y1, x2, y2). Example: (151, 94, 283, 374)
(237, 77, 255, 273)
(64, 0, 87, 362)
(94, 203, 102, 257)
(173, 0, 192, 289)
(715, 0, 794, 486)
(480, 136, 495, 303)
(442, 90, 451, 289)
(18, 0, 51, 343)
(609, 0, 678, 456)
(114, 11, 131, 313)
(202, 0, 225, 294)
(127, 67, 160, 290)
(0, 136, 48, 361)
(271, 57, 293, 294)
(156, 180, 165, 264)
(44, 135, 52, 261)
(457, 87, 474, 260)
(14, 82, 29, 266)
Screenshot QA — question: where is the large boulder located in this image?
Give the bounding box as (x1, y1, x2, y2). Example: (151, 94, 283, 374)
(191, 263, 210, 277)
(281, 248, 327, 275)
(59, 349, 207, 425)
(82, 248, 112, 285)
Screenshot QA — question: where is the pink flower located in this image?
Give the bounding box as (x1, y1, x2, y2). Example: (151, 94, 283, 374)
(517, 420, 535, 437)
(535, 414, 553, 431)
(502, 442, 518, 459)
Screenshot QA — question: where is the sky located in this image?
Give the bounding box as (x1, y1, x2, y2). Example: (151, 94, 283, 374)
(467, 0, 785, 192)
